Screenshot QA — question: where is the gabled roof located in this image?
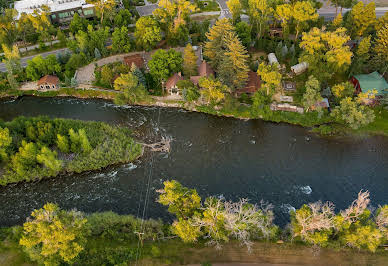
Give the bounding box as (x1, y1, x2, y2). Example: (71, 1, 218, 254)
(37, 75, 59, 86)
(165, 73, 184, 89)
(124, 54, 144, 69)
(354, 72, 388, 95)
(237, 71, 261, 95)
(198, 61, 214, 77)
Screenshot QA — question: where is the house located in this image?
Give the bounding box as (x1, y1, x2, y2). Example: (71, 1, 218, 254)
(270, 102, 304, 114)
(236, 71, 261, 96)
(291, 62, 308, 75)
(37, 75, 60, 90)
(190, 60, 214, 86)
(14, 0, 95, 24)
(123, 54, 145, 69)
(269, 28, 283, 38)
(165, 72, 184, 96)
(282, 81, 296, 92)
(311, 98, 330, 111)
(350, 72, 388, 96)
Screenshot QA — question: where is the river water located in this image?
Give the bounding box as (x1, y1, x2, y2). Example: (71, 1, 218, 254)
(0, 96, 387, 227)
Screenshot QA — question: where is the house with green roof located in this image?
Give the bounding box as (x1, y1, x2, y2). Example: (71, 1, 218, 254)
(351, 71, 388, 96)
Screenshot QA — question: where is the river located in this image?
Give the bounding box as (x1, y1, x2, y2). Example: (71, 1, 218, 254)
(0, 96, 387, 227)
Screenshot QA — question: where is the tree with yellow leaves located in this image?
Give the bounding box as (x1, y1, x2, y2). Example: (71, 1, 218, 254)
(332, 13, 343, 28)
(1, 44, 21, 90)
(87, 0, 116, 24)
(257, 62, 282, 95)
(375, 12, 388, 32)
(292, 1, 319, 39)
(0, 9, 18, 47)
(199, 77, 229, 105)
(348, 2, 376, 38)
(183, 43, 198, 77)
(275, 4, 292, 37)
(227, 0, 243, 23)
(299, 27, 353, 81)
(19, 203, 89, 265)
(331, 82, 355, 99)
(374, 25, 388, 66)
(247, 0, 274, 39)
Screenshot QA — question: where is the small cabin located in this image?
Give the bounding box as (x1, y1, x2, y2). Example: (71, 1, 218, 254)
(312, 98, 330, 111)
(37, 75, 60, 91)
(283, 81, 296, 92)
(165, 72, 184, 96)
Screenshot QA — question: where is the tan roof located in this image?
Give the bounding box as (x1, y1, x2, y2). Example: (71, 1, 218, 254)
(165, 73, 184, 89)
(198, 60, 214, 77)
(124, 54, 144, 68)
(190, 76, 201, 86)
(37, 75, 59, 86)
(237, 71, 261, 95)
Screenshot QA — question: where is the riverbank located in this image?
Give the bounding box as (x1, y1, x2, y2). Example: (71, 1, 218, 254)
(0, 116, 143, 186)
(1, 215, 387, 266)
(1, 89, 388, 138)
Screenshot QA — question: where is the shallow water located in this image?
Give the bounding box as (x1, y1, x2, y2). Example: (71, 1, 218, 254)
(0, 96, 388, 227)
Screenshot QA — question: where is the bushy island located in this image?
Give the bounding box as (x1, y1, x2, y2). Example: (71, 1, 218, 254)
(0, 181, 387, 265)
(0, 116, 143, 185)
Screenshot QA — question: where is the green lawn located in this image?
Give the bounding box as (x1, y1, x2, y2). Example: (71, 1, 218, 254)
(359, 107, 388, 136)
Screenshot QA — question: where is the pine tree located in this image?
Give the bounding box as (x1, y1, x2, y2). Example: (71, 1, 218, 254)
(220, 32, 249, 91)
(203, 18, 235, 71)
(131, 64, 146, 87)
(94, 47, 101, 59)
(183, 44, 198, 77)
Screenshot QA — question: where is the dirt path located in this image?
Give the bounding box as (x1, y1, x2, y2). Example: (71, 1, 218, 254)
(76, 51, 147, 85)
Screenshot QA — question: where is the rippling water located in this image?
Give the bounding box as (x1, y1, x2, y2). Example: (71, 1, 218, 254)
(0, 96, 388, 227)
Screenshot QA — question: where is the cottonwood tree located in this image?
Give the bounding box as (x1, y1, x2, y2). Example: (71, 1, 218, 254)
(331, 82, 354, 99)
(299, 27, 352, 81)
(275, 4, 292, 37)
(247, 0, 274, 39)
(291, 201, 336, 246)
(373, 25, 388, 73)
(340, 190, 370, 223)
(302, 75, 322, 112)
(19, 203, 89, 265)
(112, 26, 131, 54)
(0, 127, 12, 162)
(227, 0, 243, 23)
(183, 44, 198, 77)
(134, 17, 162, 51)
(257, 62, 281, 95)
(235, 21, 252, 48)
(292, 1, 319, 39)
(148, 49, 183, 85)
(375, 205, 388, 240)
(199, 77, 229, 105)
(87, 0, 116, 24)
(0, 9, 18, 46)
(1, 44, 21, 90)
(113, 73, 149, 104)
(347, 2, 376, 38)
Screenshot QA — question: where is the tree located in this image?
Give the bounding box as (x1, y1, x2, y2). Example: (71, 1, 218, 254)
(113, 72, 149, 104)
(219, 32, 249, 91)
(0, 9, 18, 47)
(291, 201, 335, 246)
(299, 27, 352, 81)
(227, 0, 243, 23)
(134, 17, 162, 51)
(198, 77, 229, 105)
(10, 141, 38, 177)
(275, 4, 292, 37)
(177, 80, 200, 102)
(330, 0, 357, 15)
(348, 2, 376, 38)
(69, 13, 89, 34)
(148, 49, 183, 83)
(36, 146, 62, 173)
(375, 205, 388, 240)
(0, 127, 12, 162)
(257, 62, 281, 95)
(87, 0, 116, 24)
(183, 44, 198, 77)
(331, 97, 375, 129)
(302, 75, 322, 112)
(26, 55, 61, 81)
(332, 12, 343, 28)
(356, 35, 371, 59)
(131, 64, 146, 87)
(235, 21, 252, 48)
(112, 26, 131, 54)
(247, 0, 273, 39)
(56, 29, 67, 47)
(331, 82, 354, 99)
(292, 1, 318, 39)
(27, 7, 52, 44)
(1, 44, 21, 90)
(100, 65, 114, 88)
(204, 18, 235, 71)
(114, 9, 133, 28)
(78, 129, 92, 154)
(157, 180, 201, 219)
(57, 134, 70, 153)
(17, 13, 36, 52)
(75, 25, 110, 57)
(19, 203, 89, 265)
(373, 25, 388, 71)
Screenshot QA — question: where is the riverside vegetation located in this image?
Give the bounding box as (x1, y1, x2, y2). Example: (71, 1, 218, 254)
(0, 181, 387, 265)
(0, 116, 142, 185)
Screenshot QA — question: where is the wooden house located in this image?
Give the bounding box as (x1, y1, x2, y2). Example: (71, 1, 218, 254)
(165, 72, 184, 96)
(37, 75, 60, 91)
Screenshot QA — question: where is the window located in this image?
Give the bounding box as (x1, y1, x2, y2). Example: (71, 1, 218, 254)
(52, 85, 56, 89)
(83, 9, 94, 16)
(51, 14, 56, 20)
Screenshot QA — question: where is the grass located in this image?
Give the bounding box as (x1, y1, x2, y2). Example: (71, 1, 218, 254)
(195, 0, 221, 13)
(357, 107, 388, 136)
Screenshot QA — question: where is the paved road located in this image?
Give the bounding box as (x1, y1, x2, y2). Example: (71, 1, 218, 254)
(0, 48, 69, 72)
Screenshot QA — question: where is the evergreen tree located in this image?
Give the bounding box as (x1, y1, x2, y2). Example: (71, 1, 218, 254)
(183, 44, 198, 77)
(94, 47, 101, 60)
(131, 64, 147, 88)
